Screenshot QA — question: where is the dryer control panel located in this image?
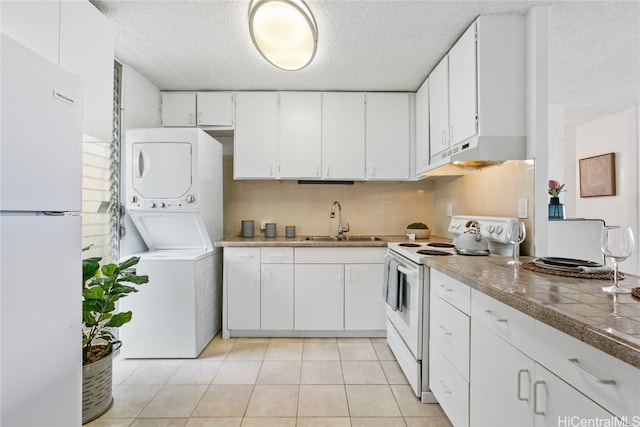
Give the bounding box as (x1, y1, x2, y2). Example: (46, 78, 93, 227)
(128, 194, 198, 211)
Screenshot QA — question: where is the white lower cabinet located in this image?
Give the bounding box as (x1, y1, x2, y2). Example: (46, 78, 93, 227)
(295, 264, 344, 330)
(224, 248, 260, 332)
(344, 263, 386, 330)
(261, 248, 294, 330)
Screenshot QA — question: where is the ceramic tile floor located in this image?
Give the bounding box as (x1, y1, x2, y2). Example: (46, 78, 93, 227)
(87, 336, 453, 427)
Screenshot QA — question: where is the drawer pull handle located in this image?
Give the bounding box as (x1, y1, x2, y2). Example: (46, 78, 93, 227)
(533, 381, 546, 415)
(439, 380, 452, 394)
(484, 309, 508, 323)
(517, 369, 530, 401)
(568, 358, 616, 385)
(439, 325, 452, 336)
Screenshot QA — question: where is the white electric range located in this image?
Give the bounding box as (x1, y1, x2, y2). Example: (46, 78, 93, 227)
(384, 215, 520, 402)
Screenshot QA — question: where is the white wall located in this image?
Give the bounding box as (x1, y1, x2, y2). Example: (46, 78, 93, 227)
(119, 63, 161, 258)
(574, 106, 639, 274)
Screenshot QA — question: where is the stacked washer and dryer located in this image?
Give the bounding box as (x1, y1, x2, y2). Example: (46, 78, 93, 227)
(119, 128, 223, 358)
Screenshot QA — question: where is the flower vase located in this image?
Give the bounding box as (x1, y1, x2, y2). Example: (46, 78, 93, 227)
(548, 196, 566, 219)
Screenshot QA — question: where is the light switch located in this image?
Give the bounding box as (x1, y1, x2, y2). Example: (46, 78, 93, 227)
(518, 198, 528, 219)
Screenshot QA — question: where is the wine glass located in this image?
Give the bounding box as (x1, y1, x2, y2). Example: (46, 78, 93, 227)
(507, 222, 526, 265)
(600, 225, 635, 294)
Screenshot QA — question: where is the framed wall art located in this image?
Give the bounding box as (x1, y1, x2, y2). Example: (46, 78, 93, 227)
(579, 152, 616, 197)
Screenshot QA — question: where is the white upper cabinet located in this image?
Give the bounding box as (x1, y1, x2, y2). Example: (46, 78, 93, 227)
(414, 78, 430, 176)
(161, 92, 235, 128)
(448, 22, 478, 146)
(161, 93, 196, 127)
(234, 91, 278, 179)
(365, 93, 410, 180)
(197, 92, 234, 126)
(2, 0, 114, 143)
(429, 56, 450, 162)
(321, 92, 365, 180)
(279, 92, 322, 179)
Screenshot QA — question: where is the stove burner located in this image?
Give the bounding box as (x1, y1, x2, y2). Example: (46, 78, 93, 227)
(417, 249, 453, 256)
(427, 243, 455, 248)
(398, 243, 422, 247)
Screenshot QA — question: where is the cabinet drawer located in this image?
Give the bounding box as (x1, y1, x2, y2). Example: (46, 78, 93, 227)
(225, 247, 260, 262)
(430, 269, 471, 314)
(261, 247, 294, 263)
(430, 294, 470, 380)
(430, 345, 469, 427)
(295, 247, 385, 263)
(535, 320, 640, 419)
(471, 289, 535, 357)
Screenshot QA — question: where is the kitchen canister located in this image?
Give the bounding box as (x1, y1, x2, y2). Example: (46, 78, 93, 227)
(265, 223, 277, 238)
(285, 225, 296, 238)
(241, 220, 254, 238)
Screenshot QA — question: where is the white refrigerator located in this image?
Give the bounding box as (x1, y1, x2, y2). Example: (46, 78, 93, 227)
(0, 34, 82, 425)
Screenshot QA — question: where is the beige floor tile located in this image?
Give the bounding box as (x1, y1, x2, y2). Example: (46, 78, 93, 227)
(295, 417, 351, 427)
(245, 384, 299, 417)
(185, 418, 242, 427)
(103, 384, 161, 418)
(345, 385, 402, 417)
(337, 337, 372, 343)
(300, 361, 343, 384)
(192, 385, 253, 417)
(236, 337, 272, 344)
(212, 361, 261, 385)
(112, 357, 146, 386)
(264, 341, 304, 360)
(337, 342, 378, 361)
(85, 418, 135, 427)
(302, 342, 340, 361)
(304, 338, 337, 343)
(257, 361, 302, 384)
(168, 361, 222, 385)
(341, 361, 387, 384)
(380, 361, 409, 385)
(390, 385, 444, 417)
(139, 385, 207, 418)
(371, 340, 396, 361)
(241, 418, 296, 427)
(198, 339, 235, 362)
(350, 417, 406, 427)
(297, 385, 349, 417)
(404, 417, 453, 427)
(131, 419, 187, 427)
(122, 359, 184, 385)
(226, 342, 269, 361)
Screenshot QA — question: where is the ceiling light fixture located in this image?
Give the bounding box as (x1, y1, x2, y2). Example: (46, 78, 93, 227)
(249, 0, 318, 71)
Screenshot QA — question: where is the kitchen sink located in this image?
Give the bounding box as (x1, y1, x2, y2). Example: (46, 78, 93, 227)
(303, 235, 382, 242)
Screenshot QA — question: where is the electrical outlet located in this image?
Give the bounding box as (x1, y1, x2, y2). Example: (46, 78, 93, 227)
(260, 221, 268, 230)
(518, 198, 528, 218)
(446, 203, 453, 217)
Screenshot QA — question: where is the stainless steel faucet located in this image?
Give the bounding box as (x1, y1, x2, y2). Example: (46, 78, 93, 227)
(330, 201, 350, 239)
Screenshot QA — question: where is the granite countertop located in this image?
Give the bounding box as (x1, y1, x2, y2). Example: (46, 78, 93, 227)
(215, 234, 406, 247)
(427, 255, 640, 368)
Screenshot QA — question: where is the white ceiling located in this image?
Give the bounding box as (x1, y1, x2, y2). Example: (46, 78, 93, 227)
(92, 0, 639, 128)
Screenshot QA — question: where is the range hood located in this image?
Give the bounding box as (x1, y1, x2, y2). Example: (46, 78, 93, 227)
(421, 136, 526, 176)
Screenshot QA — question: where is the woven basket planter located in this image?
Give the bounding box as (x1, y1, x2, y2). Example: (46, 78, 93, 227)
(82, 349, 115, 424)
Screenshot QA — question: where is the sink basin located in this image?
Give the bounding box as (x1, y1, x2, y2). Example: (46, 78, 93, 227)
(303, 235, 382, 242)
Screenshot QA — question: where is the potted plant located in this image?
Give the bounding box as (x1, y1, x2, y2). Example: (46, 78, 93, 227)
(406, 222, 431, 239)
(82, 249, 149, 424)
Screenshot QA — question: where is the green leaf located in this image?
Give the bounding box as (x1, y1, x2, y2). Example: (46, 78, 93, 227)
(119, 274, 149, 285)
(106, 311, 133, 328)
(83, 286, 104, 300)
(101, 264, 118, 277)
(117, 256, 141, 270)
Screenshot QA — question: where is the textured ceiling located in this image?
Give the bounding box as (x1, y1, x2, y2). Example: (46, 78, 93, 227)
(92, 0, 639, 127)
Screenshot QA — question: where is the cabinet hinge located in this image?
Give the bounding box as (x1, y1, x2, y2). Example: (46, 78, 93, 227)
(474, 31, 478, 42)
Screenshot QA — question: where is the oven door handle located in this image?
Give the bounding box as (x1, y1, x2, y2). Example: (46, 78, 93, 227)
(397, 265, 418, 278)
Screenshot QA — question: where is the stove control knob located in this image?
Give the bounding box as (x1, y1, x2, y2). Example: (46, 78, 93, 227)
(487, 225, 495, 233)
(495, 225, 503, 234)
(186, 195, 196, 203)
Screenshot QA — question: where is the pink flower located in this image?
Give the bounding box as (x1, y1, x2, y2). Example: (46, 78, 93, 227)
(548, 180, 565, 197)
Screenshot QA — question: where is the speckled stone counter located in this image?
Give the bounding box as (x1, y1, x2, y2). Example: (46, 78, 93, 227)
(215, 235, 406, 247)
(426, 255, 640, 368)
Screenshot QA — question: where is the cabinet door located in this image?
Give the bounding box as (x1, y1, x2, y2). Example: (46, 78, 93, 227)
(197, 92, 234, 127)
(429, 56, 450, 162)
(261, 264, 294, 330)
(533, 364, 614, 426)
(365, 93, 410, 180)
(344, 264, 386, 330)
(295, 264, 344, 330)
(0, 0, 60, 64)
(321, 92, 365, 179)
(225, 248, 261, 330)
(449, 22, 478, 145)
(234, 92, 278, 178)
(470, 320, 534, 427)
(279, 92, 322, 179)
(59, 0, 114, 142)
(162, 92, 196, 127)
(414, 79, 430, 175)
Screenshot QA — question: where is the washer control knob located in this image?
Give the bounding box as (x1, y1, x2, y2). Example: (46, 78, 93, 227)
(150, 202, 156, 208)
(130, 195, 137, 203)
(159, 202, 166, 208)
(186, 195, 196, 203)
